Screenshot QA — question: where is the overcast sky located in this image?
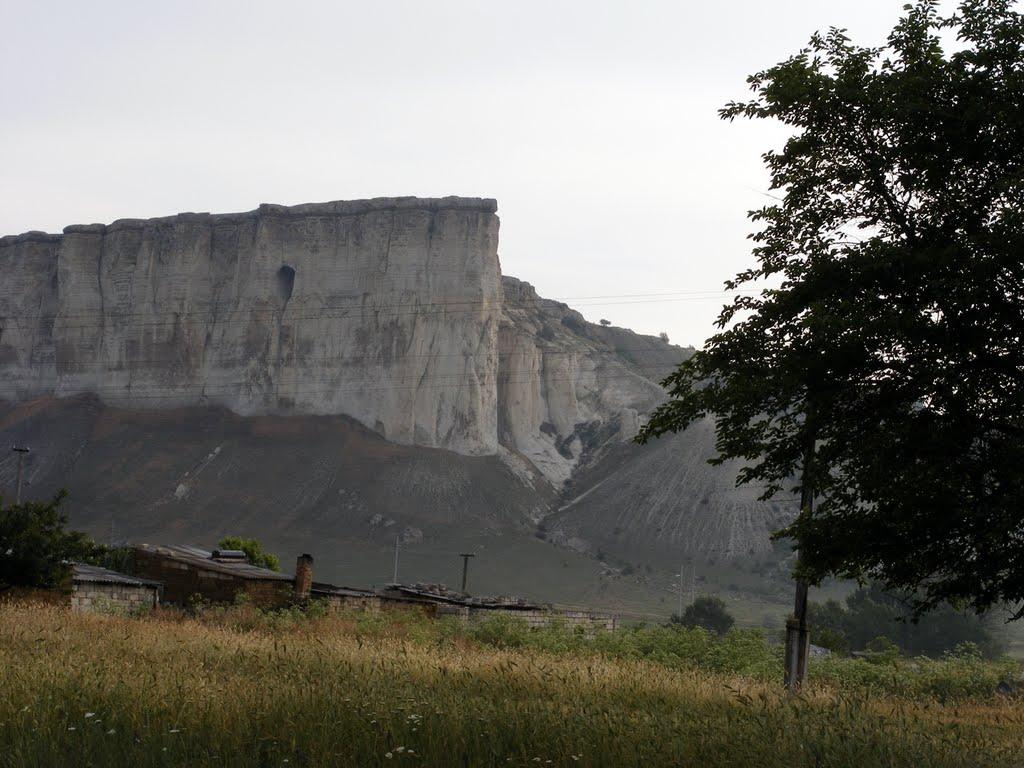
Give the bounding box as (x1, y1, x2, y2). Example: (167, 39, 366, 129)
(1, 1, 937, 347)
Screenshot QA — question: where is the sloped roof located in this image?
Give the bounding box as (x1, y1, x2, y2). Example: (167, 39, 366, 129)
(311, 581, 377, 599)
(135, 544, 293, 582)
(381, 584, 546, 610)
(72, 563, 162, 588)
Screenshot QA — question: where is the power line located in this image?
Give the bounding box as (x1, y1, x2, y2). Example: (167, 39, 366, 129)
(36, 344, 688, 372)
(3, 285, 751, 320)
(0, 292, 753, 331)
(0, 368, 677, 400)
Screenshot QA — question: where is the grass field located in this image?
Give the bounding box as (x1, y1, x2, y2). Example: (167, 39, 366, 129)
(1, 603, 1023, 768)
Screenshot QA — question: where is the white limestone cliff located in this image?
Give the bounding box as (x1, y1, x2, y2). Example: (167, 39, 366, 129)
(497, 276, 688, 486)
(0, 197, 688, 483)
(0, 198, 502, 455)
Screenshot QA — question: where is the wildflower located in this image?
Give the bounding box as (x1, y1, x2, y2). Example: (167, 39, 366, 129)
(68, 726, 76, 731)
(107, 729, 116, 735)
(84, 712, 96, 719)
(396, 746, 405, 753)
(385, 753, 393, 759)
(169, 728, 181, 733)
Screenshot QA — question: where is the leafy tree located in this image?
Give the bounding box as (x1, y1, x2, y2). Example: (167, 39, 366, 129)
(217, 536, 280, 572)
(672, 595, 736, 635)
(638, 1, 1024, 618)
(0, 491, 102, 589)
(810, 585, 1004, 658)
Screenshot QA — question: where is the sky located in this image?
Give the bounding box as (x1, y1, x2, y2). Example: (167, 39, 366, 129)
(0, 1, 936, 348)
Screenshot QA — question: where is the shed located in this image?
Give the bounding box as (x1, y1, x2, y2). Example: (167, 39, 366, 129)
(71, 563, 162, 612)
(133, 543, 298, 608)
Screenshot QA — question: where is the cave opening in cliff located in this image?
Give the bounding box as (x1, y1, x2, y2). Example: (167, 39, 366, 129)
(276, 264, 296, 303)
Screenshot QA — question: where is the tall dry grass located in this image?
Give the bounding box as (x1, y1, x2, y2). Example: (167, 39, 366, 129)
(0, 603, 1022, 767)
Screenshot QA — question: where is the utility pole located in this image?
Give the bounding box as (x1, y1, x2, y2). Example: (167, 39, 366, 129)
(458, 553, 475, 593)
(678, 561, 685, 618)
(12, 446, 30, 504)
(392, 535, 400, 584)
(784, 444, 815, 694)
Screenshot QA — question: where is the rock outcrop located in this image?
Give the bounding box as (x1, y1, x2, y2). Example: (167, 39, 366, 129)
(0, 198, 501, 455)
(1, 196, 783, 566)
(498, 276, 687, 485)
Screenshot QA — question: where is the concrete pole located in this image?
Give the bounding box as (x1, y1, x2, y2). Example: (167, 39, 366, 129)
(459, 553, 475, 593)
(12, 446, 30, 505)
(392, 535, 400, 584)
(678, 561, 684, 618)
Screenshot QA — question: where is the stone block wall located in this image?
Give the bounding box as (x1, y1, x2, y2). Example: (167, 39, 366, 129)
(71, 582, 158, 612)
(469, 606, 618, 632)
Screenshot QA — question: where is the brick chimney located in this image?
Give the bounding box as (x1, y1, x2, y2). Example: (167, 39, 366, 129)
(294, 554, 313, 600)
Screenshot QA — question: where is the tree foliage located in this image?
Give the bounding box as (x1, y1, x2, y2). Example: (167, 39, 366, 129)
(638, 1, 1024, 618)
(810, 584, 1004, 658)
(0, 491, 102, 589)
(217, 536, 281, 572)
(672, 595, 736, 635)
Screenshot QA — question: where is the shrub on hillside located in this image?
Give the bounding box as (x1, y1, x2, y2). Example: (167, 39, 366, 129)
(671, 596, 735, 635)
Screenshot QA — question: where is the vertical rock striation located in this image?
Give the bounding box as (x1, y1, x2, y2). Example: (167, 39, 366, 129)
(0, 197, 502, 455)
(497, 276, 689, 485)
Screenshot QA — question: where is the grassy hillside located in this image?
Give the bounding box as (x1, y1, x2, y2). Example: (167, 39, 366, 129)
(1, 603, 1022, 768)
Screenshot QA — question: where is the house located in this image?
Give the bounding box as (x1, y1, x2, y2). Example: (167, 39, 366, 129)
(129, 543, 619, 630)
(70, 564, 162, 612)
(132, 544, 310, 608)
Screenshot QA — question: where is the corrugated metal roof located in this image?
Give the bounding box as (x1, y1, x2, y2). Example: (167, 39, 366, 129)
(135, 543, 294, 582)
(72, 563, 162, 588)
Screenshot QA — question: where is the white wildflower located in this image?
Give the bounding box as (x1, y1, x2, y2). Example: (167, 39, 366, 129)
(84, 712, 96, 719)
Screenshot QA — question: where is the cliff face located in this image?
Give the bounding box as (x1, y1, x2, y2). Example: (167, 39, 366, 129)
(498, 276, 689, 486)
(0, 196, 781, 565)
(0, 198, 502, 455)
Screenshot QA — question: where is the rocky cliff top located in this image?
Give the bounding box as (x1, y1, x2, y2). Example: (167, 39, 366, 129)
(0, 196, 498, 246)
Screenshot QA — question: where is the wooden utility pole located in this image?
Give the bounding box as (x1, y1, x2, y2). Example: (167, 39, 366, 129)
(392, 535, 401, 584)
(459, 553, 475, 593)
(784, 472, 814, 693)
(12, 446, 30, 504)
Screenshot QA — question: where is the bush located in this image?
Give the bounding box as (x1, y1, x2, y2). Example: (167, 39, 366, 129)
(809, 585, 1004, 659)
(672, 596, 735, 635)
(217, 536, 280, 571)
(0, 490, 101, 589)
